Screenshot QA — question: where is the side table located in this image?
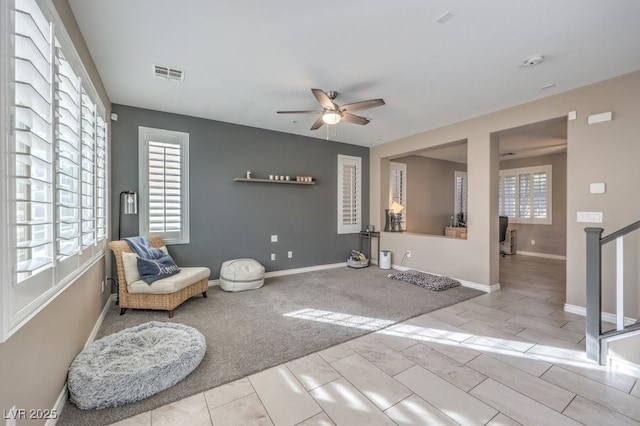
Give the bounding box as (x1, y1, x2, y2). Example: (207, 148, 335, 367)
(359, 231, 380, 263)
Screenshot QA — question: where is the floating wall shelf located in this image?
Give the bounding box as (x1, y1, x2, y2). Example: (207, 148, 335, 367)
(234, 178, 315, 185)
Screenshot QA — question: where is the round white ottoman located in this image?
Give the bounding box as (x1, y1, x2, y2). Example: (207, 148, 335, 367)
(220, 258, 265, 292)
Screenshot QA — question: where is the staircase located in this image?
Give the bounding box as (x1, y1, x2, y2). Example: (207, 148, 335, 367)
(585, 220, 640, 365)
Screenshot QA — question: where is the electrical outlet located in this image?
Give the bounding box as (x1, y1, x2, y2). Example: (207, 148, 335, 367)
(405, 250, 412, 258)
(271, 253, 276, 261)
(531, 240, 536, 245)
(271, 235, 278, 242)
(288, 251, 293, 258)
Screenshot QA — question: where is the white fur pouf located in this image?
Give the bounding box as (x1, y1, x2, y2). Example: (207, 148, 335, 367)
(68, 321, 206, 410)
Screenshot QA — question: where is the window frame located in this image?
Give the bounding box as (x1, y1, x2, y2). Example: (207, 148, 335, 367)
(499, 165, 552, 225)
(138, 126, 190, 245)
(337, 154, 362, 234)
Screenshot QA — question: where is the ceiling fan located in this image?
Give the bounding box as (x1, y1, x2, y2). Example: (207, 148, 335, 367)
(277, 88, 385, 130)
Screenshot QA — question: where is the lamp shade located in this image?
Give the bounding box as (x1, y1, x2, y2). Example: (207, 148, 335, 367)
(122, 191, 138, 215)
(390, 201, 404, 214)
(322, 111, 341, 125)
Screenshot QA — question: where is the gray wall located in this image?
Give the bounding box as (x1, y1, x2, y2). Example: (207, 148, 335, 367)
(111, 105, 369, 277)
(500, 152, 567, 257)
(394, 155, 467, 235)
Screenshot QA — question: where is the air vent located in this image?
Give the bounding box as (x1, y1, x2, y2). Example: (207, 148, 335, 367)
(153, 64, 185, 82)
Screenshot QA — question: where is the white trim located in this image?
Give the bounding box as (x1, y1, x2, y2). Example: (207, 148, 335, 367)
(564, 303, 636, 326)
(609, 354, 640, 378)
(499, 164, 552, 225)
(265, 262, 348, 278)
(138, 127, 190, 244)
(337, 154, 362, 234)
(208, 279, 220, 287)
(517, 251, 566, 260)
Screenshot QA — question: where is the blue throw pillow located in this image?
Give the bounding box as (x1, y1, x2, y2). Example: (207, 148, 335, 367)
(137, 255, 181, 284)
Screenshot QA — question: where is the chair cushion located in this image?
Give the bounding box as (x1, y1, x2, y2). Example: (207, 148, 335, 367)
(128, 267, 210, 294)
(220, 258, 265, 292)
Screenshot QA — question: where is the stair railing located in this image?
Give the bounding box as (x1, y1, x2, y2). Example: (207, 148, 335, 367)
(585, 220, 640, 365)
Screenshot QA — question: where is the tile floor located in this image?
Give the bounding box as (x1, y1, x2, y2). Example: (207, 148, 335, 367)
(112, 255, 640, 425)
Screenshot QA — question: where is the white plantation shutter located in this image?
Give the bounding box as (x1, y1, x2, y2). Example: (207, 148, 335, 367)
(13, 0, 55, 285)
(55, 43, 81, 261)
(532, 171, 548, 219)
(338, 155, 361, 234)
(95, 115, 107, 242)
(454, 171, 467, 220)
(80, 90, 96, 249)
(499, 165, 551, 224)
(518, 172, 530, 218)
(139, 127, 190, 244)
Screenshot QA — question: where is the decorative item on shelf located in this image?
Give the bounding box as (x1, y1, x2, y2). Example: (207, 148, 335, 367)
(365, 225, 375, 232)
(269, 175, 274, 180)
(246, 170, 253, 179)
(390, 201, 404, 232)
(347, 250, 369, 268)
(118, 190, 138, 240)
(285, 176, 290, 181)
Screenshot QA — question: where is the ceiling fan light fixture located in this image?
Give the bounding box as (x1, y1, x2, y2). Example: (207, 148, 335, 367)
(322, 111, 341, 125)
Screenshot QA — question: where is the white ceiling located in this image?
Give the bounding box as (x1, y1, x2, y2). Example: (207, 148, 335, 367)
(67, 0, 640, 148)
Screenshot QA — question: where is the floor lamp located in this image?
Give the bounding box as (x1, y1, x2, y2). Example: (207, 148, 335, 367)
(118, 191, 138, 240)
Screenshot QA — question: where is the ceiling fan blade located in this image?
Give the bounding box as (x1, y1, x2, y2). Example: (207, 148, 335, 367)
(340, 98, 385, 112)
(311, 88, 337, 110)
(310, 116, 325, 130)
(277, 110, 322, 114)
(341, 113, 370, 125)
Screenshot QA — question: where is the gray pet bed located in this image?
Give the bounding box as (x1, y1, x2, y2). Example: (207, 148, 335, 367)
(388, 270, 461, 291)
(68, 321, 206, 410)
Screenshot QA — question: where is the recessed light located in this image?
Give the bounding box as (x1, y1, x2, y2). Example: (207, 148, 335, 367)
(436, 11, 454, 24)
(522, 55, 544, 67)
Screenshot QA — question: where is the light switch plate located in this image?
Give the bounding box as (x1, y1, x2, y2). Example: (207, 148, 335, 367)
(271, 235, 278, 242)
(577, 212, 603, 223)
(590, 183, 605, 194)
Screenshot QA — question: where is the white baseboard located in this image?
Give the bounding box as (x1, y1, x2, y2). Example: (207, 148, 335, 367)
(264, 262, 348, 278)
(517, 251, 566, 260)
(50, 293, 116, 424)
(564, 303, 636, 326)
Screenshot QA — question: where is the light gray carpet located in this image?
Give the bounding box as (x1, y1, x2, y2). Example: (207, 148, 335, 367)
(58, 266, 482, 425)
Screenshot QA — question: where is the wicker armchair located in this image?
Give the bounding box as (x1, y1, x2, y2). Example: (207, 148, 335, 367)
(108, 236, 209, 318)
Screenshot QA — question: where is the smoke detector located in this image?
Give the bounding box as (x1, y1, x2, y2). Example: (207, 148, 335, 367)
(522, 55, 544, 67)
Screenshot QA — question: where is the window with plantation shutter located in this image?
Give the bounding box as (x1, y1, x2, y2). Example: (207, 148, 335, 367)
(499, 165, 552, 224)
(2, 0, 109, 341)
(337, 155, 361, 234)
(454, 171, 467, 222)
(139, 127, 190, 244)
(389, 162, 407, 225)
